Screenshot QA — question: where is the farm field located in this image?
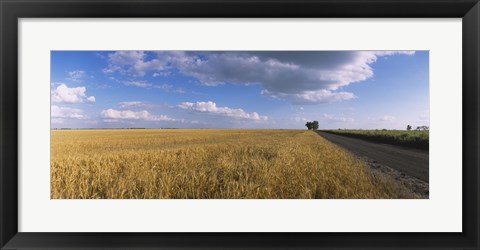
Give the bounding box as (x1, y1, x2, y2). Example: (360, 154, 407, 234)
(320, 129, 429, 150)
(51, 129, 417, 199)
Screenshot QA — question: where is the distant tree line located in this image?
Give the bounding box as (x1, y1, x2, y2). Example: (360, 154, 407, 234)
(406, 125, 429, 131)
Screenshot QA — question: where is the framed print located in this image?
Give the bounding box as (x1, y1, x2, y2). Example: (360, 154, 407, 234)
(1, 0, 479, 249)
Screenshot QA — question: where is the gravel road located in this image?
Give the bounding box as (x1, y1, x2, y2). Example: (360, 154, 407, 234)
(317, 131, 429, 182)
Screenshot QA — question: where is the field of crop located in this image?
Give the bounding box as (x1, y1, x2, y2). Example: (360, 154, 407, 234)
(51, 129, 417, 199)
(320, 129, 429, 150)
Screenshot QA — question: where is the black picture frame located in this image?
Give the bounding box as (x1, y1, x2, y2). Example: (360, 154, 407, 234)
(1, 0, 479, 249)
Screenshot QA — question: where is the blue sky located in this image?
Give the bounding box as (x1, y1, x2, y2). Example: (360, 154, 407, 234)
(51, 51, 429, 129)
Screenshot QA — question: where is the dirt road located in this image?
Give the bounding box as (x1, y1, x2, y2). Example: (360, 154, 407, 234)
(317, 131, 429, 182)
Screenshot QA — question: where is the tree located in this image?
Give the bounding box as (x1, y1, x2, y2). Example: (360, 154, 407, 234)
(305, 121, 319, 130)
(312, 121, 319, 130)
(305, 122, 313, 130)
(415, 125, 429, 131)
(407, 125, 412, 131)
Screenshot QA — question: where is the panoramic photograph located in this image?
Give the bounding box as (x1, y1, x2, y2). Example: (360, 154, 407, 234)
(50, 50, 429, 199)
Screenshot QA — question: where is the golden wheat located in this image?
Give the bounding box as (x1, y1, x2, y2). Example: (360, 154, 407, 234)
(51, 129, 415, 199)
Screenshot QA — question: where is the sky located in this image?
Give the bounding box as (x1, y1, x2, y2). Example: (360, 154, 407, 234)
(51, 51, 429, 130)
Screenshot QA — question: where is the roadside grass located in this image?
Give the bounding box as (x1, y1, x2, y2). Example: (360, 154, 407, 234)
(51, 129, 417, 199)
(320, 129, 429, 150)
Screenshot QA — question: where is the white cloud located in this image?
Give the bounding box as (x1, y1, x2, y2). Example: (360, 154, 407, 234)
(123, 80, 152, 88)
(153, 84, 187, 94)
(154, 84, 173, 91)
(67, 70, 86, 82)
(103, 51, 170, 77)
(177, 101, 268, 121)
(322, 113, 354, 123)
(103, 119, 120, 123)
(121, 79, 187, 94)
(100, 109, 175, 122)
(153, 72, 170, 77)
(118, 101, 152, 109)
(175, 87, 186, 94)
(103, 51, 146, 75)
(51, 84, 95, 104)
(87, 96, 96, 103)
(262, 89, 355, 104)
(51, 105, 85, 119)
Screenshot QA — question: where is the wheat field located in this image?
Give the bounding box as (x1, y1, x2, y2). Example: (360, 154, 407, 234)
(51, 129, 415, 199)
